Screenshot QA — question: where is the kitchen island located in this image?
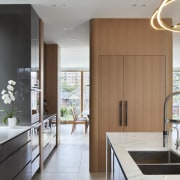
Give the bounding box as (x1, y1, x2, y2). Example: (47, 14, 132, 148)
(106, 132, 180, 180)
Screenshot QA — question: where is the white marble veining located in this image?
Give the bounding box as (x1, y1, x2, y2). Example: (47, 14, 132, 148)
(107, 132, 180, 180)
(0, 126, 30, 144)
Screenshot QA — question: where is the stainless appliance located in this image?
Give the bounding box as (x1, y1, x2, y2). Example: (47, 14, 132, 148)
(31, 122, 41, 176)
(43, 114, 56, 162)
(31, 71, 40, 124)
(31, 70, 41, 176)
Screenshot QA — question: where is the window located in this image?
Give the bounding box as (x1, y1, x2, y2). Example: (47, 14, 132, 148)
(173, 71, 180, 120)
(60, 71, 89, 122)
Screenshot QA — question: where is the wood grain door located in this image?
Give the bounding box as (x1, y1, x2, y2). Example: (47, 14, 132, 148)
(97, 55, 166, 171)
(98, 55, 124, 171)
(123, 56, 166, 132)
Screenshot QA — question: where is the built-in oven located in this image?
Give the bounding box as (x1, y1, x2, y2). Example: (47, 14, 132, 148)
(31, 71, 41, 124)
(31, 121, 41, 177)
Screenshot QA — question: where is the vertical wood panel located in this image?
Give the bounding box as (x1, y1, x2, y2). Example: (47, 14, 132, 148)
(123, 56, 166, 132)
(44, 43, 59, 148)
(44, 44, 58, 114)
(98, 56, 124, 171)
(90, 19, 99, 172)
(90, 18, 172, 172)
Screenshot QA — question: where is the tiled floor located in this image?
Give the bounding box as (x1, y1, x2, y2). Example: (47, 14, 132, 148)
(33, 124, 106, 180)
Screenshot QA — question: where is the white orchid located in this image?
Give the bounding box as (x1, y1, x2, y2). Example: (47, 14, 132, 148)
(1, 89, 6, 95)
(2, 94, 11, 104)
(7, 84, 14, 91)
(0, 80, 20, 124)
(8, 80, 16, 86)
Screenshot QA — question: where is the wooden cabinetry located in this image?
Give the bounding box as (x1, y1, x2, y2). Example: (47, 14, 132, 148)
(44, 44, 58, 116)
(43, 44, 59, 160)
(98, 55, 166, 169)
(90, 19, 172, 172)
(123, 56, 165, 132)
(99, 55, 165, 133)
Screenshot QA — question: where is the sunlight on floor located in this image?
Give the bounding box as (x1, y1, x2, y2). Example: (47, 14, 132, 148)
(33, 124, 106, 180)
(60, 124, 89, 145)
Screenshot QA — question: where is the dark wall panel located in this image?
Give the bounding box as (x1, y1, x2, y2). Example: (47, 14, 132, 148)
(0, 5, 36, 126)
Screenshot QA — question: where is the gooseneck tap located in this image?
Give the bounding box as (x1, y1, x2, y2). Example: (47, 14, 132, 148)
(172, 126, 180, 150)
(163, 91, 180, 147)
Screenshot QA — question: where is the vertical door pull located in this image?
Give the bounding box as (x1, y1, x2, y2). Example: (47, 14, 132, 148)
(124, 101, 128, 126)
(119, 101, 122, 126)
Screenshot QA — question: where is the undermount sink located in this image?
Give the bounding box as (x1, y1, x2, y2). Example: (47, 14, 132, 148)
(128, 150, 180, 175)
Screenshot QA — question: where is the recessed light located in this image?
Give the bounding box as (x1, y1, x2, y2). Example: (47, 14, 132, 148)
(131, 4, 147, 7)
(64, 27, 75, 32)
(52, 4, 68, 8)
(51, 0, 69, 8)
(61, 3, 68, 8)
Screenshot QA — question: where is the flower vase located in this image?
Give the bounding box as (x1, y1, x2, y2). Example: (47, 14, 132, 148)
(8, 117, 17, 128)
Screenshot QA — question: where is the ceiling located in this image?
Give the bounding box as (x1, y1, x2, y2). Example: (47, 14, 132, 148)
(1, 0, 180, 69)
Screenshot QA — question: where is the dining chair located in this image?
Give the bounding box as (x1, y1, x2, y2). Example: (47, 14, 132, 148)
(71, 107, 88, 134)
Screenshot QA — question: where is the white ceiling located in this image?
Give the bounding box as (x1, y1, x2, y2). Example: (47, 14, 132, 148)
(1, 0, 180, 69)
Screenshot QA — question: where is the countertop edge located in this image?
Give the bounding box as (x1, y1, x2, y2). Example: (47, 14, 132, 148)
(0, 126, 30, 145)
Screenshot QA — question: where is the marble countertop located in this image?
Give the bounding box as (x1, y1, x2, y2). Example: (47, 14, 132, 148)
(107, 132, 180, 180)
(0, 126, 30, 144)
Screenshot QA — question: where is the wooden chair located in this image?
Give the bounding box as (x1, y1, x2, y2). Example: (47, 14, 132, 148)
(71, 108, 88, 134)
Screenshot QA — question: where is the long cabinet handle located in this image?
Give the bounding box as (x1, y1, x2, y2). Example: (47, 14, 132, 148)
(124, 101, 128, 126)
(119, 101, 122, 126)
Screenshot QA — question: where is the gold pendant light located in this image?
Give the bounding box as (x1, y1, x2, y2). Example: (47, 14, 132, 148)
(151, 0, 180, 32)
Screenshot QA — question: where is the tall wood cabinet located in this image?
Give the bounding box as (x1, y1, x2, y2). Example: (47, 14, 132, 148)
(98, 55, 166, 169)
(90, 19, 172, 172)
(43, 44, 59, 159)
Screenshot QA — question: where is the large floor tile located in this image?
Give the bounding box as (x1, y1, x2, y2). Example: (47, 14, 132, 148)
(33, 125, 105, 180)
(33, 172, 78, 180)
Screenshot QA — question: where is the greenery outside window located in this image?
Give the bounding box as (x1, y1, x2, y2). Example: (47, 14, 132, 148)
(60, 71, 89, 122)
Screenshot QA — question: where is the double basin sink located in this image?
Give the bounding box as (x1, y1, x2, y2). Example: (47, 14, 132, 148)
(128, 150, 180, 175)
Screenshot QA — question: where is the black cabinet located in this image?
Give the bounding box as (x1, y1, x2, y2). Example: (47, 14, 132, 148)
(0, 5, 40, 126)
(15, 162, 32, 180)
(0, 130, 31, 180)
(0, 4, 42, 179)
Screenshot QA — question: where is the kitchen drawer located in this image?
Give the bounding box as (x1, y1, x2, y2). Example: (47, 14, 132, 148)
(14, 161, 31, 180)
(32, 155, 40, 177)
(0, 130, 30, 163)
(0, 141, 31, 180)
(43, 142, 56, 162)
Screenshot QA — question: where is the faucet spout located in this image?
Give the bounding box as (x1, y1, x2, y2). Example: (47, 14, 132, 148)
(163, 91, 180, 147)
(173, 126, 180, 150)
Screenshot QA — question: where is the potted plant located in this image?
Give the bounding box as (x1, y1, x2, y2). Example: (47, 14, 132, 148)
(60, 106, 68, 117)
(0, 80, 20, 128)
